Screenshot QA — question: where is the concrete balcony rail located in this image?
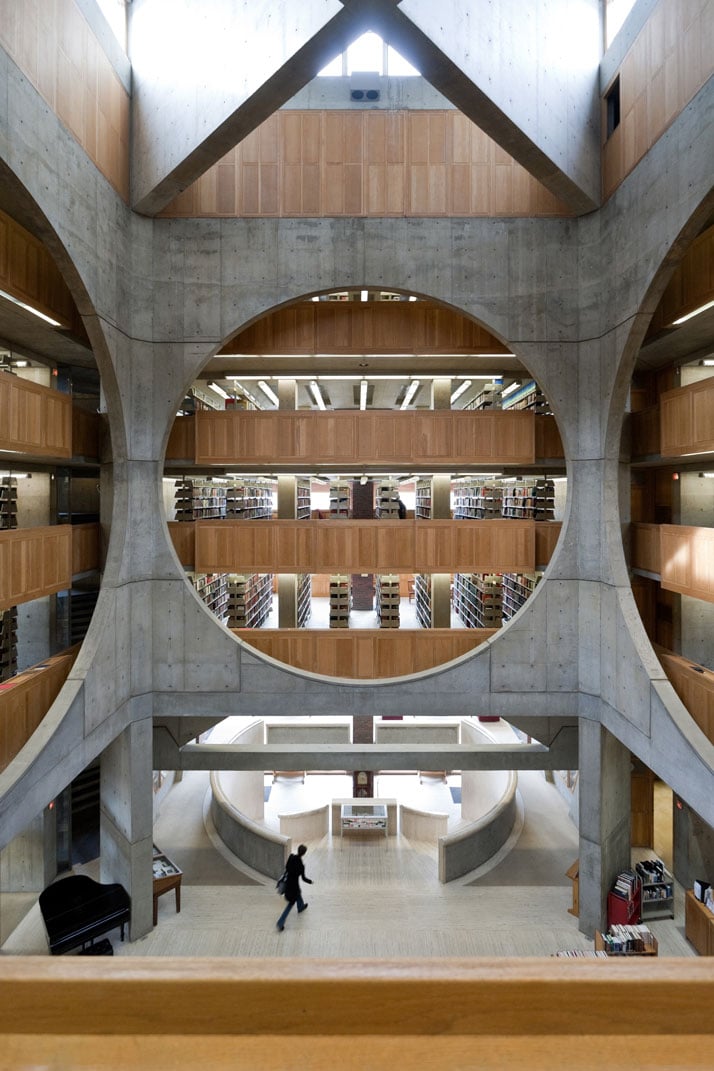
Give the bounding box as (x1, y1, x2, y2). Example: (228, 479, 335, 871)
(438, 769, 518, 882)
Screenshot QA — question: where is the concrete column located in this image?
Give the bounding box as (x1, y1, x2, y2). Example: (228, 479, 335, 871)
(278, 573, 298, 627)
(431, 473, 451, 518)
(431, 378, 452, 410)
(100, 718, 153, 940)
(277, 474, 297, 518)
(577, 720, 631, 937)
(0, 807, 56, 895)
(278, 378, 297, 410)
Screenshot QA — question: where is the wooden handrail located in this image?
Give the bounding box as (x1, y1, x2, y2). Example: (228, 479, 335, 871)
(655, 645, 714, 745)
(0, 645, 80, 773)
(1, 958, 712, 1069)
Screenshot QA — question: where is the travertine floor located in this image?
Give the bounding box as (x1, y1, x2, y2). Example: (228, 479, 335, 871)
(2, 767, 694, 959)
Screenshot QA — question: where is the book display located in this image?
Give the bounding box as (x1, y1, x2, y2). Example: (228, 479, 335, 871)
(376, 574, 400, 628)
(329, 481, 351, 518)
(297, 573, 311, 627)
(464, 383, 503, 410)
(415, 479, 432, 519)
(329, 574, 351, 628)
(191, 573, 229, 624)
(501, 572, 541, 621)
(414, 573, 432, 629)
(595, 924, 658, 956)
(607, 868, 641, 927)
(174, 478, 227, 521)
(636, 858, 675, 919)
(453, 573, 502, 629)
(340, 803, 388, 840)
(226, 480, 273, 519)
(452, 480, 503, 520)
(0, 476, 18, 529)
(228, 573, 274, 628)
(375, 480, 400, 518)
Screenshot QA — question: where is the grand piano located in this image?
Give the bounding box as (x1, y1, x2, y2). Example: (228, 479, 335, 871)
(39, 874, 131, 955)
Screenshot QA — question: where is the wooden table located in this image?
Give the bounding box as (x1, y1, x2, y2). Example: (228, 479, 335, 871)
(152, 848, 182, 927)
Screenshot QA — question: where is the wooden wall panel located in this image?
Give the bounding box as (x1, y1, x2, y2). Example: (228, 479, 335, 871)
(660, 377, 714, 456)
(0, 646, 79, 774)
(0, 209, 80, 330)
(535, 415, 564, 458)
(603, 0, 714, 198)
(630, 522, 661, 575)
(224, 300, 509, 355)
(0, 372, 72, 457)
(0, 525, 72, 611)
(233, 629, 496, 679)
(630, 406, 661, 457)
(72, 522, 101, 575)
(194, 409, 538, 467)
(194, 519, 539, 574)
(535, 522, 562, 566)
(72, 406, 101, 459)
(159, 110, 572, 219)
(660, 524, 714, 603)
(655, 646, 714, 745)
(0, 0, 129, 200)
(168, 521, 196, 567)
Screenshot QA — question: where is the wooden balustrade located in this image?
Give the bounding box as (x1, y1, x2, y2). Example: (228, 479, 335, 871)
(194, 519, 538, 574)
(0, 525, 72, 612)
(630, 522, 661, 575)
(0, 372, 72, 457)
(660, 524, 714, 603)
(71, 406, 101, 458)
(1, 958, 712, 1069)
(655, 646, 714, 745)
(234, 628, 496, 678)
(660, 376, 714, 457)
(0, 645, 79, 773)
(167, 521, 196, 566)
(72, 522, 102, 575)
(629, 405, 661, 457)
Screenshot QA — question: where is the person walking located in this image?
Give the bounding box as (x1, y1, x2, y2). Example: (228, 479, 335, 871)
(276, 843, 313, 931)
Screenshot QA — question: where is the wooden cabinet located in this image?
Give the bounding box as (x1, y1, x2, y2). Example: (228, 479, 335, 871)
(685, 890, 714, 955)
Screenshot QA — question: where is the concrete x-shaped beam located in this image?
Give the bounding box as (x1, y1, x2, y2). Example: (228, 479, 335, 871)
(130, 0, 601, 216)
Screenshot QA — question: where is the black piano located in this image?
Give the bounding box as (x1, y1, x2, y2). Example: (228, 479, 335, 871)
(39, 874, 131, 955)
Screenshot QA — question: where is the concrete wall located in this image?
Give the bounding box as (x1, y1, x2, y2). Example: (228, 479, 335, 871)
(438, 771, 519, 883)
(214, 721, 265, 824)
(374, 721, 460, 744)
(460, 721, 512, 824)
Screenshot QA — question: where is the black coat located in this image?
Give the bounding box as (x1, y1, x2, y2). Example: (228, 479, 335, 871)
(283, 852, 310, 902)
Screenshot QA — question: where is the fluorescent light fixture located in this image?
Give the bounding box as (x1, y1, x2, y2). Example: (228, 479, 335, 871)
(450, 379, 472, 403)
(312, 296, 320, 302)
(408, 295, 417, 301)
(360, 290, 368, 302)
(700, 472, 714, 478)
(13, 360, 28, 368)
(400, 380, 420, 410)
(359, 379, 368, 410)
(257, 380, 279, 406)
(671, 299, 714, 325)
(701, 359, 714, 366)
(318, 375, 361, 381)
(0, 288, 62, 327)
(309, 380, 326, 410)
(501, 381, 521, 399)
(209, 382, 230, 400)
(225, 375, 262, 380)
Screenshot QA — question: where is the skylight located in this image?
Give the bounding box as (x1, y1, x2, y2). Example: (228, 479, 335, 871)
(319, 32, 419, 77)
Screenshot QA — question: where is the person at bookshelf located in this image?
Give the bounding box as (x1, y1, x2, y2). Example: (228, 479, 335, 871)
(397, 496, 407, 519)
(276, 844, 313, 931)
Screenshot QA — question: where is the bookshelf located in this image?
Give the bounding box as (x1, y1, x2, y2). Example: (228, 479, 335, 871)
(464, 383, 502, 410)
(414, 573, 432, 630)
(501, 479, 555, 520)
(296, 573, 312, 628)
(452, 481, 503, 520)
(227, 573, 274, 628)
(329, 482, 351, 519)
(502, 379, 551, 414)
(226, 480, 273, 520)
(375, 480, 400, 519)
(415, 479, 432, 519)
(595, 925, 658, 956)
(0, 607, 18, 683)
(453, 573, 502, 629)
(376, 574, 400, 628)
(192, 572, 230, 624)
(329, 574, 351, 628)
(174, 478, 227, 521)
(636, 858, 675, 919)
(0, 476, 18, 530)
(296, 479, 311, 520)
(607, 869, 641, 927)
(501, 572, 541, 621)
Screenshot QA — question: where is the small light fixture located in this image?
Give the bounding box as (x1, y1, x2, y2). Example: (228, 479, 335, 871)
(360, 290, 368, 302)
(450, 379, 472, 404)
(257, 380, 279, 406)
(209, 382, 230, 400)
(359, 379, 368, 411)
(501, 381, 521, 399)
(671, 299, 714, 326)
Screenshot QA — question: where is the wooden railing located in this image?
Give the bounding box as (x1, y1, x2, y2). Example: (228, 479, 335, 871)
(71, 522, 102, 575)
(629, 405, 660, 456)
(1, 958, 712, 1069)
(630, 522, 661, 575)
(660, 377, 714, 457)
(0, 372, 72, 457)
(660, 524, 714, 603)
(166, 411, 565, 465)
(0, 645, 79, 773)
(0, 525, 72, 612)
(71, 406, 101, 458)
(234, 628, 497, 678)
(656, 646, 714, 745)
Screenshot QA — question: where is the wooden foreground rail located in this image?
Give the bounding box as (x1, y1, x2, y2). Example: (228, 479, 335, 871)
(1, 958, 713, 1070)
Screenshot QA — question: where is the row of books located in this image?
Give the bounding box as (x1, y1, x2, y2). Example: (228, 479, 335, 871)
(600, 924, 656, 954)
